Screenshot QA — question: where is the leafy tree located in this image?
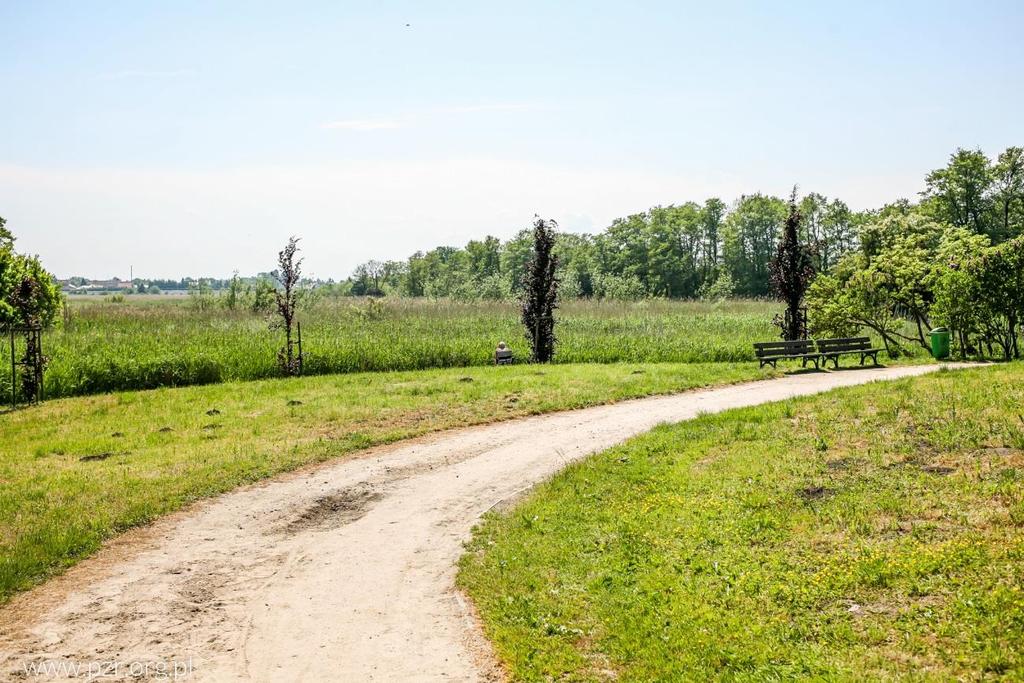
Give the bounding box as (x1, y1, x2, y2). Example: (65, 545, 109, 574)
(8, 256, 60, 400)
(0, 216, 13, 248)
(521, 218, 559, 362)
(870, 236, 935, 350)
(722, 194, 787, 297)
(649, 203, 702, 297)
(807, 256, 903, 355)
(971, 236, 1024, 359)
(0, 221, 61, 402)
(0, 238, 61, 331)
(922, 148, 993, 238)
(272, 237, 304, 375)
(555, 233, 597, 297)
(821, 198, 856, 270)
(808, 213, 946, 354)
(599, 213, 652, 293)
(768, 193, 816, 340)
(501, 230, 535, 296)
(700, 198, 726, 283)
(930, 228, 991, 357)
(351, 260, 388, 296)
(992, 147, 1024, 240)
(465, 236, 502, 280)
(799, 192, 828, 256)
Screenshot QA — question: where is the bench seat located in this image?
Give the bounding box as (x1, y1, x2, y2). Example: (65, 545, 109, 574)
(753, 340, 820, 369)
(816, 337, 881, 368)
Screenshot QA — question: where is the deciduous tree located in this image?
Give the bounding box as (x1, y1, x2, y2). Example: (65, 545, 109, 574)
(923, 148, 993, 238)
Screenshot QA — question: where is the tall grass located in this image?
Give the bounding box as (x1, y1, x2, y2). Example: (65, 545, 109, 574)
(2, 297, 781, 400)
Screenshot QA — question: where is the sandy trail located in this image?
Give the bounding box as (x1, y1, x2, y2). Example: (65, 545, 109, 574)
(0, 365, 950, 681)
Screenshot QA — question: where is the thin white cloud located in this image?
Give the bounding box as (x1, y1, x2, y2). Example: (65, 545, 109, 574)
(321, 103, 542, 132)
(321, 118, 407, 131)
(98, 69, 194, 81)
(436, 103, 542, 114)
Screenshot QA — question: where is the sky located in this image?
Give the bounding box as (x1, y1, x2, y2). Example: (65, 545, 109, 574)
(1, 1, 1022, 280)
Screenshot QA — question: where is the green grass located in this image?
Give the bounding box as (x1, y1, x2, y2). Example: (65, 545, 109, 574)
(2, 297, 785, 400)
(459, 364, 1024, 681)
(0, 360, 776, 604)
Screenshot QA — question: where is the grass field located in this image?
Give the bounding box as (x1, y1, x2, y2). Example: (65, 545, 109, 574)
(1, 297, 783, 400)
(0, 360, 777, 604)
(459, 364, 1024, 680)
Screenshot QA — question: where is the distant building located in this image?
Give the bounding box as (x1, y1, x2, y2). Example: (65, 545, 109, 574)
(59, 277, 133, 294)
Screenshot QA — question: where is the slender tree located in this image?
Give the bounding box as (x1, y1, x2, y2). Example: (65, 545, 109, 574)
(272, 236, 303, 375)
(520, 217, 559, 362)
(769, 191, 817, 340)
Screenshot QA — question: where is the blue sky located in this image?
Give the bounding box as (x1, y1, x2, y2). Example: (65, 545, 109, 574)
(1, 1, 1021, 279)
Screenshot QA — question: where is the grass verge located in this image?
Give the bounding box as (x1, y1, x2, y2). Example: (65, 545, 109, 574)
(459, 364, 1024, 681)
(0, 361, 776, 604)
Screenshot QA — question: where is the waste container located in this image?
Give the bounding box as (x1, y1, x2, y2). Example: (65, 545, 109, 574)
(929, 327, 950, 359)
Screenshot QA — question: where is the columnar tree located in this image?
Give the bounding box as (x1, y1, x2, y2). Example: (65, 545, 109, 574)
(769, 193, 817, 340)
(521, 217, 559, 363)
(272, 236, 303, 375)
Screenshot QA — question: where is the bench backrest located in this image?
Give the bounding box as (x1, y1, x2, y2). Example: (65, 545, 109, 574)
(816, 337, 872, 354)
(753, 340, 816, 357)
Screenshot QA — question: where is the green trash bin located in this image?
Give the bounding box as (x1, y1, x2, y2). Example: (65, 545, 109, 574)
(929, 327, 950, 359)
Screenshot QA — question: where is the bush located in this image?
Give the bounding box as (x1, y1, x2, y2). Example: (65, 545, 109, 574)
(594, 273, 646, 301)
(698, 272, 736, 302)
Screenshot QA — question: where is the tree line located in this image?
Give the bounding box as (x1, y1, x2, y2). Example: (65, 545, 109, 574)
(340, 192, 860, 301)
(339, 146, 1021, 304)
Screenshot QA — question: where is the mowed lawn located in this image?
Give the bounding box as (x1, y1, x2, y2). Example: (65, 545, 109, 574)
(459, 364, 1024, 681)
(0, 361, 776, 603)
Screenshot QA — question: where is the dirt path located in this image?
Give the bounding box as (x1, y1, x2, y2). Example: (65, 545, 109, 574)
(0, 365, 952, 681)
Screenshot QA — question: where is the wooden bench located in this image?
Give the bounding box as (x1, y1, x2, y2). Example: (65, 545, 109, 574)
(816, 336, 881, 368)
(753, 340, 820, 369)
